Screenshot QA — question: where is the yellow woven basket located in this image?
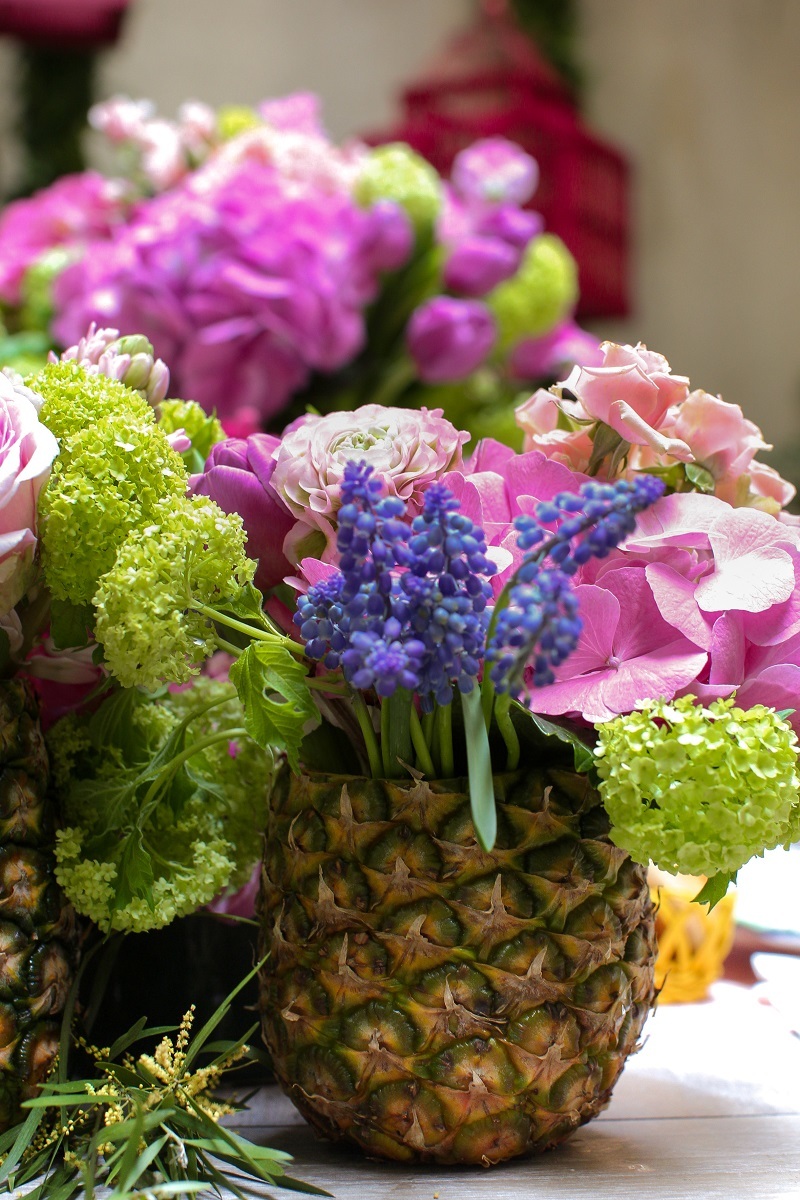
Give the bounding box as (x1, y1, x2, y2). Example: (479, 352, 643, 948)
(649, 869, 737, 1003)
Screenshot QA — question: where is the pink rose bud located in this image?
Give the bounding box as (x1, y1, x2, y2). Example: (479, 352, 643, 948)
(451, 138, 539, 207)
(407, 296, 496, 384)
(443, 236, 520, 297)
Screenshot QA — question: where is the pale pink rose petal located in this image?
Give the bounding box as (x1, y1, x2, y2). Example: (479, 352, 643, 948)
(670, 389, 768, 480)
(645, 562, 713, 650)
(747, 460, 797, 509)
(695, 508, 798, 613)
(563, 341, 690, 441)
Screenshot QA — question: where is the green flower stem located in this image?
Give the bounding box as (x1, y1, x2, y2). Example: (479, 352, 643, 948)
(215, 636, 242, 657)
(139, 728, 248, 816)
(409, 706, 436, 778)
(194, 603, 302, 655)
(380, 695, 392, 778)
(366, 355, 417, 410)
(304, 676, 348, 695)
(351, 691, 382, 779)
(495, 693, 520, 771)
(438, 698, 455, 778)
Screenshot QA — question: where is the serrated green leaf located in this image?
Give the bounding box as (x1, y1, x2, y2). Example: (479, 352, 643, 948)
(229, 642, 318, 771)
(113, 827, 154, 910)
(462, 687, 496, 851)
(50, 599, 92, 650)
(692, 870, 737, 909)
(220, 581, 273, 632)
(684, 461, 717, 493)
(512, 702, 596, 774)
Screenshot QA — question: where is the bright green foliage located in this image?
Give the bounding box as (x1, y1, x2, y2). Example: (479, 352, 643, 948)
(39, 411, 187, 604)
(29, 359, 154, 440)
(487, 233, 578, 349)
(355, 143, 442, 232)
(595, 695, 800, 877)
(48, 679, 272, 933)
(229, 641, 319, 772)
(157, 397, 225, 471)
(94, 495, 255, 690)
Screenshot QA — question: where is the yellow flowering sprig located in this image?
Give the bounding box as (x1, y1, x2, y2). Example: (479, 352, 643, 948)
(0, 964, 321, 1200)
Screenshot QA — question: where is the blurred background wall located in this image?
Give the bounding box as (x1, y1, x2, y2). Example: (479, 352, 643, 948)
(2, 0, 799, 447)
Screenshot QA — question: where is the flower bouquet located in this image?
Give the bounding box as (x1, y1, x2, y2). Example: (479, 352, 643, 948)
(0, 92, 598, 444)
(0, 325, 798, 1186)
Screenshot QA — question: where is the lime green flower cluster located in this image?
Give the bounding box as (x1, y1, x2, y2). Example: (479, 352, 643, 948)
(95, 495, 253, 690)
(49, 679, 272, 932)
(355, 143, 442, 233)
(487, 232, 578, 349)
(595, 695, 800, 879)
(157, 397, 225, 472)
(30, 361, 252, 688)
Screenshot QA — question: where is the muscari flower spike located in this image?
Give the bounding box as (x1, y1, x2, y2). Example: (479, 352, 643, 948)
(488, 474, 665, 697)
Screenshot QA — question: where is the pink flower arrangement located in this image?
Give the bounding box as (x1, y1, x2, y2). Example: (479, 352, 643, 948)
(517, 340, 795, 514)
(0, 92, 598, 442)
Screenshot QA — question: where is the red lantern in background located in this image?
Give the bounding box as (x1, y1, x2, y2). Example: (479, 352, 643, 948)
(364, 2, 631, 320)
(0, 0, 131, 47)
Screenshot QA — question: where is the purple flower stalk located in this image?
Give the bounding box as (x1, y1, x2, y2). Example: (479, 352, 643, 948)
(487, 475, 666, 696)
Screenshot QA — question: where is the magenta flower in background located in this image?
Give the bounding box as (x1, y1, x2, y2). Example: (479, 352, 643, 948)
(0, 171, 128, 306)
(509, 321, 603, 380)
(406, 296, 496, 383)
(53, 159, 411, 426)
(443, 235, 520, 296)
(189, 433, 295, 592)
(451, 137, 539, 207)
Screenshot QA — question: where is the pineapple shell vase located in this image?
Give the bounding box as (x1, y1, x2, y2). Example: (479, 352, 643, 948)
(258, 765, 657, 1166)
(0, 679, 78, 1132)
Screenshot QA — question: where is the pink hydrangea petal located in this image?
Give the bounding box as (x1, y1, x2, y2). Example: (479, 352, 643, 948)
(645, 562, 713, 650)
(504, 449, 590, 511)
(736, 665, 800, 733)
(600, 641, 709, 714)
(706, 611, 746, 685)
(695, 509, 797, 613)
(626, 492, 729, 551)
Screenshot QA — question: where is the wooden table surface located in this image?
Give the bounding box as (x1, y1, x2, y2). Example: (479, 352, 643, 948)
(231, 981, 800, 1200)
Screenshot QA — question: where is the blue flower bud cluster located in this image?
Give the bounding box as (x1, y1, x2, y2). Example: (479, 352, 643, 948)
(294, 462, 495, 705)
(514, 475, 666, 575)
(399, 482, 496, 710)
(487, 474, 665, 697)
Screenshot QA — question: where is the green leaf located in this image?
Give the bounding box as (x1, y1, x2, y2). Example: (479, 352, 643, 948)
(382, 688, 413, 778)
(230, 642, 318, 771)
(113, 826, 154, 910)
(219, 581, 273, 632)
(50, 599, 92, 650)
(692, 870, 737, 909)
(777, 708, 795, 721)
(0, 1105, 44, 1185)
(587, 422, 627, 476)
(298, 722, 361, 774)
(511, 702, 596, 774)
(462, 687, 496, 851)
(684, 462, 717, 493)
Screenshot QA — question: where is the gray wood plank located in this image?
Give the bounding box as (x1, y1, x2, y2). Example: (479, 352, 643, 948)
(232, 1115, 800, 1200)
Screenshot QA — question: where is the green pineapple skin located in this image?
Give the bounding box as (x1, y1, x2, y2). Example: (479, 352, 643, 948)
(258, 767, 657, 1166)
(0, 680, 77, 1133)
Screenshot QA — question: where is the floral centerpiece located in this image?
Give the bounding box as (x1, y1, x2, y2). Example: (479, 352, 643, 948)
(0, 327, 798, 1186)
(0, 92, 598, 443)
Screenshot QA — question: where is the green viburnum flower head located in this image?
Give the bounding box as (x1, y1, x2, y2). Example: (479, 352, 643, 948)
(158, 397, 225, 467)
(355, 143, 442, 232)
(487, 232, 579, 350)
(595, 695, 800, 878)
(94, 494, 255, 690)
(40, 410, 188, 605)
(29, 359, 155, 441)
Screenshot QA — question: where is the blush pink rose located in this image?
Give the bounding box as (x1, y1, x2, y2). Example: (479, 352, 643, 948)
(515, 387, 595, 473)
(565, 341, 691, 451)
(271, 405, 469, 556)
(670, 389, 769, 481)
(0, 373, 59, 612)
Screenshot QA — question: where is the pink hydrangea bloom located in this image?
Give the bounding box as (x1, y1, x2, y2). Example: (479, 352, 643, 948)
(0, 171, 127, 306)
(52, 159, 411, 426)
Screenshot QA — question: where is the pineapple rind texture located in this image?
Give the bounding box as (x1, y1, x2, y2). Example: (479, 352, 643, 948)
(0, 680, 77, 1133)
(259, 768, 657, 1165)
